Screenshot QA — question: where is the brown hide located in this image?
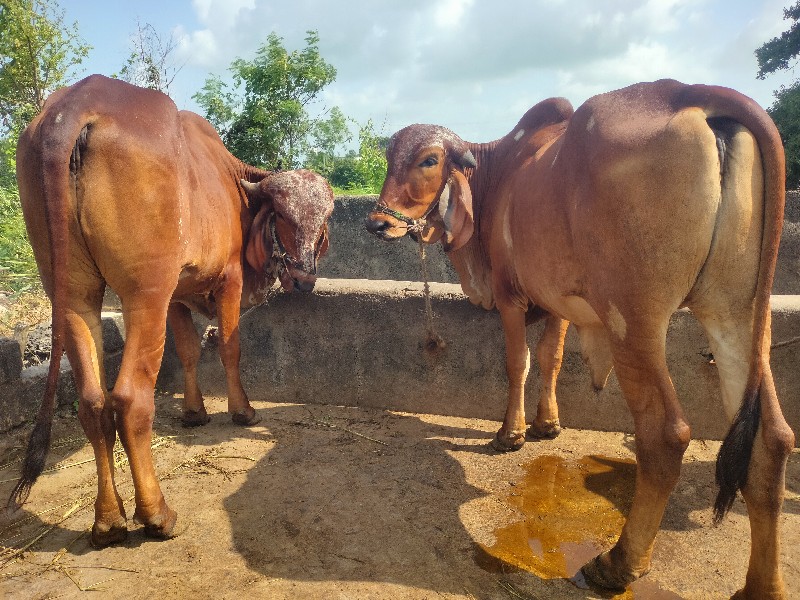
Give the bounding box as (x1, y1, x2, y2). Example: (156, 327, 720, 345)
(366, 79, 793, 598)
(12, 75, 334, 547)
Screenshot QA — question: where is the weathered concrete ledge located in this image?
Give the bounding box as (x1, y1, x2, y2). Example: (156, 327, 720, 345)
(1, 281, 799, 441)
(156, 280, 799, 442)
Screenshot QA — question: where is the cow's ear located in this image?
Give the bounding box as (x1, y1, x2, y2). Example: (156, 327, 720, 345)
(438, 168, 474, 251)
(245, 204, 273, 271)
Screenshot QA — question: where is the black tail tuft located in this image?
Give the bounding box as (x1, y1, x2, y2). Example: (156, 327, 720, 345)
(6, 418, 54, 512)
(713, 385, 761, 523)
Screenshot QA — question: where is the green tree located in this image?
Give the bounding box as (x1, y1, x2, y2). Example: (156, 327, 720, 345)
(756, 1, 800, 188)
(0, 0, 90, 137)
(0, 0, 90, 291)
(354, 120, 388, 193)
(316, 120, 388, 194)
(194, 30, 336, 170)
(304, 106, 352, 178)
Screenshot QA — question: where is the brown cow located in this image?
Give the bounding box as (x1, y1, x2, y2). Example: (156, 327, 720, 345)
(365, 79, 794, 598)
(10, 75, 334, 547)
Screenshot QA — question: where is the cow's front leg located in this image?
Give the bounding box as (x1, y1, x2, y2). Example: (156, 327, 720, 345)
(528, 314, 568, 439)
(216, 264, 261, 426)
(167, 302, 210, 427)
(492, 304, 530, 451)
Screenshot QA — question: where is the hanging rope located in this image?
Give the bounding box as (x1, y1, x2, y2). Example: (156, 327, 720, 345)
(417, 236, 446, 357)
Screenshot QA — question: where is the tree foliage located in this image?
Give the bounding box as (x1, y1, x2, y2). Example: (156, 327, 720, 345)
(324, 121, 388, 193)
(353, 120, 388, 192)
(0, 0, 90, 137)
(115, 20, 181, 94)
(194, 31, 336, 170)
(0, 0, 90, 291)
(756, 1, 800, 188)
(304, 106, 352, 178)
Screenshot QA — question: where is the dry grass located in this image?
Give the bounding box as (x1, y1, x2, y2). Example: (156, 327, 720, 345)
(0, 287, 50, 338)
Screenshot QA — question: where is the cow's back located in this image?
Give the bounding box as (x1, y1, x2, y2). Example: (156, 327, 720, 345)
(508, 80, 727, 322)
(18, 75, 189, 300)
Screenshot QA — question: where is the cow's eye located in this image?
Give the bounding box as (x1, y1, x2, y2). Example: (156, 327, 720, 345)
(419, 156, 438, 168)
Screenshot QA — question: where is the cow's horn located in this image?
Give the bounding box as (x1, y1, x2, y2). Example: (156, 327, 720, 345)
(240, 179, 261, 195)
(456, 149, 477, 169)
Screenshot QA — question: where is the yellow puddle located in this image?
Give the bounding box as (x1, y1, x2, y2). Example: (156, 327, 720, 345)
(475, 455, 682, 599)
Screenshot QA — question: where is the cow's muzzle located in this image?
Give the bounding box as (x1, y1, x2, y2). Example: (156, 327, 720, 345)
(364, 211, 414, 241)
(364, 213, 394, 238)
(280, 266, 317, 294)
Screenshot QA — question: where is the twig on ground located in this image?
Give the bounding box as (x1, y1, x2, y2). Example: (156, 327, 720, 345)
(305, 410, 389, 447)
(496, 579, 541, 600)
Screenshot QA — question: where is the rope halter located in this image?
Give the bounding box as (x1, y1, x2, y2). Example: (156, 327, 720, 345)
(373, 205, 428, 234)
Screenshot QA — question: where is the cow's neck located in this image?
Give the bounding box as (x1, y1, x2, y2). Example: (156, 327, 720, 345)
(442, 102, 573, 310)
(444, 139, 500, 310)
(239, 161, 275, 305)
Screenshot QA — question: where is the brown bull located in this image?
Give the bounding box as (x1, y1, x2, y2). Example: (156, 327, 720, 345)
(10, 75, 334, 547)
(365, 79, 794, 598)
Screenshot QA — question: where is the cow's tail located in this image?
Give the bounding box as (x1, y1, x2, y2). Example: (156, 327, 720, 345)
(7, 110, 90, 512)
(678, 83, 786, 523)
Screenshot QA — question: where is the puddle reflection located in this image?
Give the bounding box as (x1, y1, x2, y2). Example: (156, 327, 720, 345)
(475, 455, 682, 599)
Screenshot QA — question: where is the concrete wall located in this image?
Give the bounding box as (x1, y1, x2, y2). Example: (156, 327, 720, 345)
(152, 280, 800, 442)
(318, 195, 458, 283)
(2, 194, 799, 443)
(335, 193, 800, 293)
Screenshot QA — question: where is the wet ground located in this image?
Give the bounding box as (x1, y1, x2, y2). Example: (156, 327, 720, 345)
(0, 395, 798, 599)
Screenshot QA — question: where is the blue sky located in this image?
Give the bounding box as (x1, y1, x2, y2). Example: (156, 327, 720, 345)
(61, 0, 797, 144)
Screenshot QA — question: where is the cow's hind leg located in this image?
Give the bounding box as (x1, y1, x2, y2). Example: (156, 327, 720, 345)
(65, 282, 128, 547)
(691, 305, 793, 599)
(112, 297, 177, 539)
(527, 315, 568, 440)
(582, 321, 691, 589)
(167, 303, 210, 427)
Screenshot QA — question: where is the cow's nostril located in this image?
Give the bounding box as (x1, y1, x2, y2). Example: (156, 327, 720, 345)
(365, 216, 390, 234)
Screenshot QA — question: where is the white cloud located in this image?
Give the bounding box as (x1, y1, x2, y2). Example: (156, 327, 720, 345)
(165, 0, 794, 140)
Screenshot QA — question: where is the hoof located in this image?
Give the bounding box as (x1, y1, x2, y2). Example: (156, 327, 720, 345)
(527, 419, 562, 440)
(490, 430, 526, 452)
(181, 408, 211, 427)
(135, 505, 178, 540)
(581, 552, 642, 591)
(231, 408, 262, 426)
(90, 520, 128, 549)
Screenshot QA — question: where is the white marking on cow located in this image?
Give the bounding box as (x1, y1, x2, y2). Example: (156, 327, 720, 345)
(607, 303, 627, 340)
(586, 115, 595, 132)
(55, 113, 63, 124)
(514, 129, 525, 141)
(502, 208, 513, 250)
(700, 322, 751, 421)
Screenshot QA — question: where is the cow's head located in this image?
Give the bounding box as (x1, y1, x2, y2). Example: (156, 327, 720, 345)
(365, 124, 476, 252)
(242, 170, 334, 294)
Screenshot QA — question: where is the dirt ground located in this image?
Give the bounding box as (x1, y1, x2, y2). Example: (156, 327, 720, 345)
(0, 394, 798, 600)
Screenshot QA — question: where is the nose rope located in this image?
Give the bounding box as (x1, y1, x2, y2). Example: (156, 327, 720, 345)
(374, 202, 446, 355)
(375, 205, 427, 233)
(416, 236, 446, 357)
(375, 204, 433, 235)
